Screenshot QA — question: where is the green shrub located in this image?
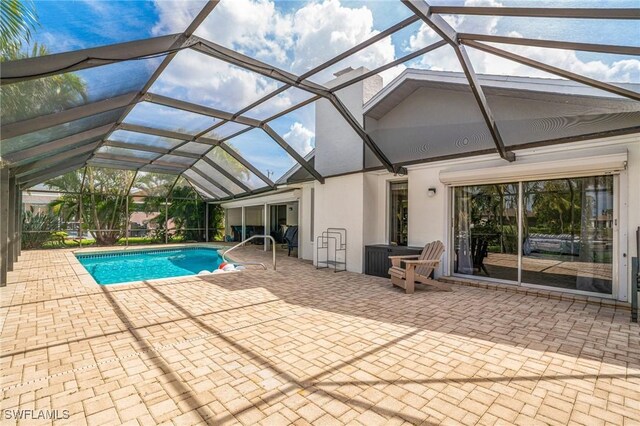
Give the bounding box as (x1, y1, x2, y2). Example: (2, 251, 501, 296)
(21, 207, 58, 249)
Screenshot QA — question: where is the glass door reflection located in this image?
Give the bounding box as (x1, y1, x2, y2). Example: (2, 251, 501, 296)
(453, 183, 519, 282)
(522, 176, 614, 294)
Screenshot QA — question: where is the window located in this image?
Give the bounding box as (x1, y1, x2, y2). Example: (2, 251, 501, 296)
(389, 181, 408, 246)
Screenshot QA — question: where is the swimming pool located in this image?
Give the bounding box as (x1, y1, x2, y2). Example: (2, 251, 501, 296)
(76, 247, 225, 285)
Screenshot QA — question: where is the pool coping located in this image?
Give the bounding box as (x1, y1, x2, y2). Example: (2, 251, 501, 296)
(66, 243, 240, 286)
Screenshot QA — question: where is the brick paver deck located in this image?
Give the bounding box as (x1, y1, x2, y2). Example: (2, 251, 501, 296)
(1, 245, 639, 425)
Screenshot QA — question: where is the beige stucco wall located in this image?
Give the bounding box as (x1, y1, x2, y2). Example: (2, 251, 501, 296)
(313, 173, 365, 273)
(326, 135, 638, 300)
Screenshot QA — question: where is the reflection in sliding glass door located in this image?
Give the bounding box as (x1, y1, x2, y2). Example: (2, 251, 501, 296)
(522, 176, 614, 294)
(451, 174, 615, 296)
(453, 183, 519, 282)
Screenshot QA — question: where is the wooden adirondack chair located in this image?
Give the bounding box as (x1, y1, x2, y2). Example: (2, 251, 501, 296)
(388, 241, 450, 294)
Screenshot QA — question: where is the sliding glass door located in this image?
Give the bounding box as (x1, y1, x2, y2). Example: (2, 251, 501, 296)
(453, 183, 519, 282)
(452, 175, 615, 295)
(522, 176, 614, 294)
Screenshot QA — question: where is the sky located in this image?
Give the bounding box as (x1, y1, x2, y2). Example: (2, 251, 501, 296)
(29, 0, 640, 185)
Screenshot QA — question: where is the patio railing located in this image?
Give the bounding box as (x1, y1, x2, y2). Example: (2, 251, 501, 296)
(222, 235, 276, 271)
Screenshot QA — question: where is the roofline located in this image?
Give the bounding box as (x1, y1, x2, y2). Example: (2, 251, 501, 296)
(363, 69, 640, 115)
(276, 149, 316, 184)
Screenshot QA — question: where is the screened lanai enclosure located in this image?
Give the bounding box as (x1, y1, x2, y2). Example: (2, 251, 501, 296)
(1, 0, 639, 285)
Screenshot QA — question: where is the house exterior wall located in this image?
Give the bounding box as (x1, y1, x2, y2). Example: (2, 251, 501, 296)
(219, 184, 314, 260)
(222, 68, 639, 302)
(315, 67, 383, 176)
(340, 134, 638, 300)
(313, 173, 365, 273)
(299, 184, 313, 261)
(363, 85, 640, 168)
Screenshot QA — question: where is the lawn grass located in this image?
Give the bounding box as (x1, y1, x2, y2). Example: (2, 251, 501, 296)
(38, 236, 187, 249)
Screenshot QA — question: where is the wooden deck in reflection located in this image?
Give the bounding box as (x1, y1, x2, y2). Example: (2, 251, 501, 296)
(484, 253, 612, 281)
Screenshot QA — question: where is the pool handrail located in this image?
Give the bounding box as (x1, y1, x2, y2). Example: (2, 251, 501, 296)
(222, 235, 276, 271)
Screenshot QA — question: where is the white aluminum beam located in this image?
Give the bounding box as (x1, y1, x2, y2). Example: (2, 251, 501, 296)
(190, 166, 234, 197)
(104, 140, 201, 159)
(201, 157, 251, 193)
(457, 33, 640, 56)
(15, 142, 100, 177)
(1, 34, 189, 85)
(20, 157, 88, 187)
(1, 92, 138, 140)
(465, 40, 640, 102)
(261, 124, 325, 184)
(117, 123, 218, 145)
(430, 6, 640, 19)
(3, 124, 112, 164)
(145, 93, 261, 127)
(190, 37, 401, 173)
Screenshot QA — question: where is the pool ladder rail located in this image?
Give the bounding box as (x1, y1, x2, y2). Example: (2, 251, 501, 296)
(221, 235, 277, 271)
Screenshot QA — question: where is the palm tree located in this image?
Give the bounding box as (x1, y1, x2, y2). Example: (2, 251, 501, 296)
(1, 0, 38, 49)
(1, 0, 88, 124)
(47, 168, 134, 246)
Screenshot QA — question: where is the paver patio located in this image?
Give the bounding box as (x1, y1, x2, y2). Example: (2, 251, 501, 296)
(1, 245, 639, 425)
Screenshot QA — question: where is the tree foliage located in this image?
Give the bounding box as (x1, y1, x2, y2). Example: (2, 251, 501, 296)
(46, 168, 133, 246)
(1, 0, 87, 124)
(21, 206, 58, 249)
(0, 0, 37, 51)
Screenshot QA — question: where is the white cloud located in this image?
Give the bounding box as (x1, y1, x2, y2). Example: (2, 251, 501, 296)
(151, 0, 209, 37)
(470, 37, 640, 83)
(407, 0, 640, 84)
(152, 0, 401, 115)
(283, 122, 315, 155)
(150, 49, 280, 113)
(289, 0, 394, 78)
(151, 0, 639, 125)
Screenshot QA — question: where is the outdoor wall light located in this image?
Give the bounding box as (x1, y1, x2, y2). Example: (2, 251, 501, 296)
(427, 187, 437, 197)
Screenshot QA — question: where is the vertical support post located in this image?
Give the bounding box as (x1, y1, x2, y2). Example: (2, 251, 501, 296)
(14, 182, 19, 259)
(517, 181, 523, 285)
(241, 206, 246, 241)
(632, 257, 638, 323)
(78, 193, 83, 249)
(1, 166, 9, 286)
(165, 198, 169, 244)
(205, 202, 209, 242)
(78, 168, 86, 249)
(263, 203, 268, 251)
(7, 176, 16, 271)
(297, 200, 301, 259)
(16, 189, 22, 258)
(223, 209, 233, 243)
(125, 195, 129, 247)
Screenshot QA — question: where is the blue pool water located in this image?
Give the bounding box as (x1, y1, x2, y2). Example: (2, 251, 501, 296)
(76, 247, 224, 285)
